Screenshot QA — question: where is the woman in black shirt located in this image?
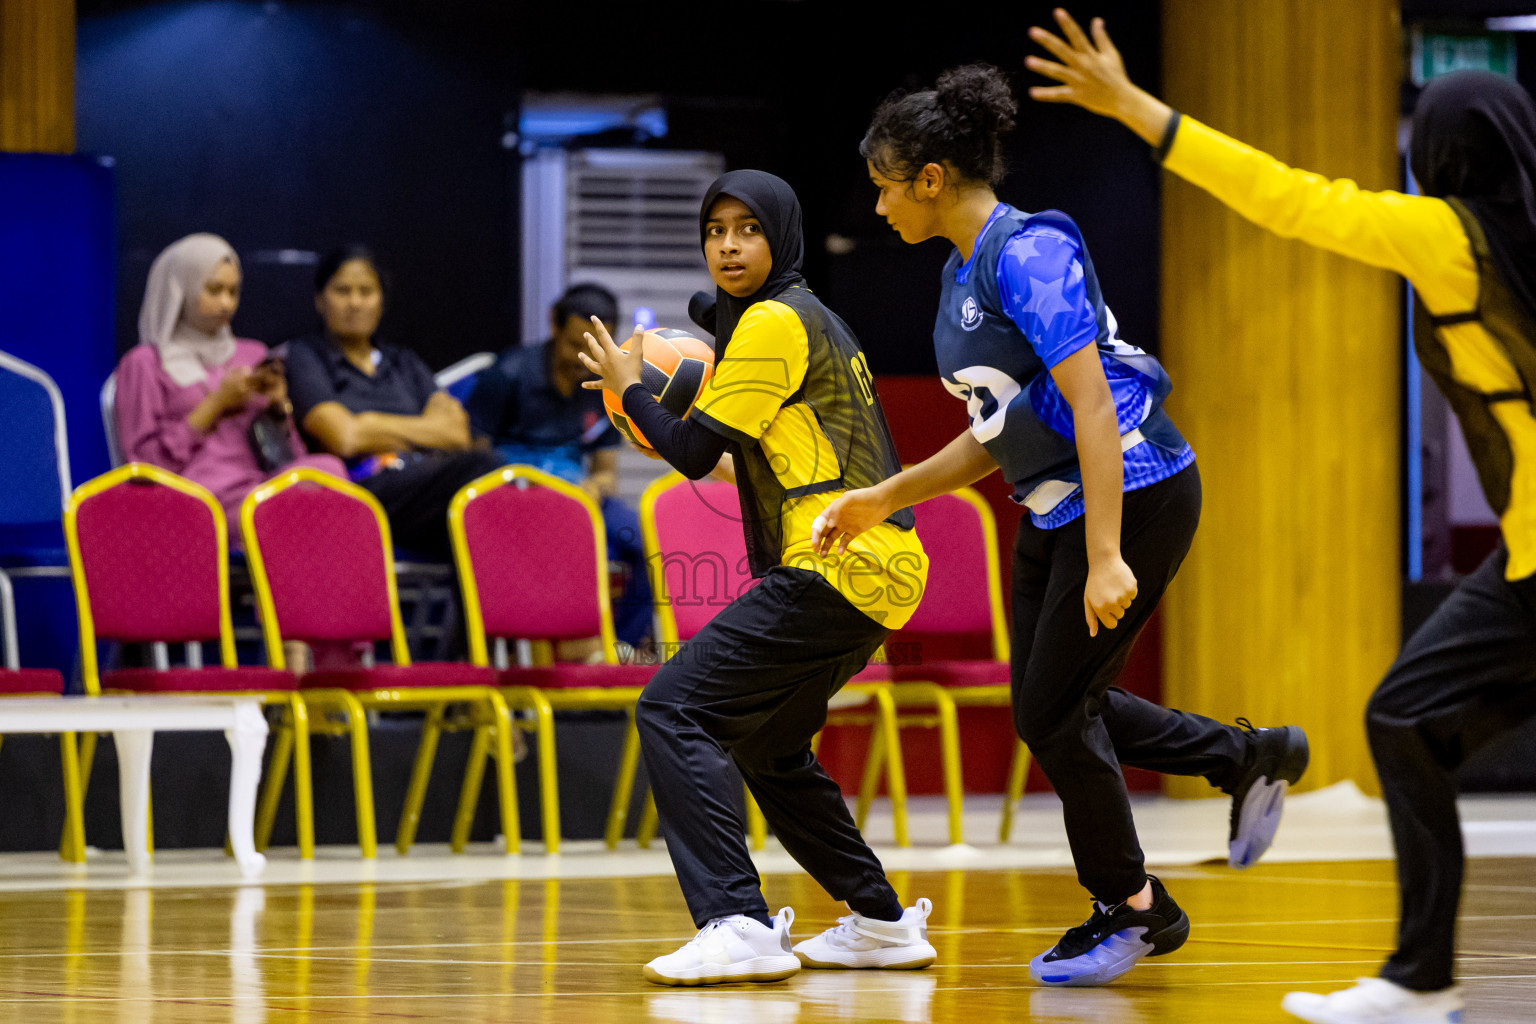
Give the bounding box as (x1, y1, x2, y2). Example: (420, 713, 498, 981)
(285, 246, 504, 556)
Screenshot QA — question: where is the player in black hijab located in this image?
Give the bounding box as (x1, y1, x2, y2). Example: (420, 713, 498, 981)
(696, 170, 807, 347)
(580, 170, 933, 986)
(1412, 70, 1536, 325)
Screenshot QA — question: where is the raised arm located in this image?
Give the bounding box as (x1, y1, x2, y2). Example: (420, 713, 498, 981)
(1026, 9, 1473, 297)
(1026, 9, 1172, 146)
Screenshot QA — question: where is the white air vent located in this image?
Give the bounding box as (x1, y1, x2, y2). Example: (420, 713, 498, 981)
(567, 150, 720, 271)
(522, 148, 722, 341)
(522, 147, 725, 502)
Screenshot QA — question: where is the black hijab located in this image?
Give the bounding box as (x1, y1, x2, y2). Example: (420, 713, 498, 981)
(696, 170, 808, 352)
(1411, 70, 1536, 322)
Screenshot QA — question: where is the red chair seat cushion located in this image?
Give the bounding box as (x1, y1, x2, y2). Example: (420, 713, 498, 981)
(0, 668, 66, 694)
(849, 663, 892, 684)
(498, 662, 656, 690)
(104, 667, 298, 693)
(301, 662, 498, 691)
(890, 659, 1010, 688)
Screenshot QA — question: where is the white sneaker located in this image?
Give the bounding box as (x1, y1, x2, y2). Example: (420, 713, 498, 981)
(1281, 977, 1464, 1024)
(643, 908, 800, 986)
(792, 898, 937, 969)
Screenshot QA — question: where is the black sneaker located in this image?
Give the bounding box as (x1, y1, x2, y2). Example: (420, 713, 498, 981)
(1228, 719, 1309, 868)
(1028, 876, 1190, 987)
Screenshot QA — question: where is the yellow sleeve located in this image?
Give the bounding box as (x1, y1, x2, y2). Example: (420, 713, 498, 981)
(1164, 116, 1478, 311)
(689, 300, 809, 444)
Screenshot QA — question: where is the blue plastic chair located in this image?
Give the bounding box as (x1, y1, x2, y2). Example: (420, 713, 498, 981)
(100, 372, 124, 468)
(434, 352, 495, 405)
(0, 350, 72, 574)
(0, 355, 77, 851)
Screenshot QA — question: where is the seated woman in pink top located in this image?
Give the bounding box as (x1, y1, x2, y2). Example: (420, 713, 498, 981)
(114, 233, 345, 528)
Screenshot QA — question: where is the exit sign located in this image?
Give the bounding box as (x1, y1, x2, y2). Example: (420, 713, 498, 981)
(1411, 28, 1517, 85)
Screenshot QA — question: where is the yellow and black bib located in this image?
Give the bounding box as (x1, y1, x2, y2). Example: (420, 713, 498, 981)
(690, 285, 915, 578)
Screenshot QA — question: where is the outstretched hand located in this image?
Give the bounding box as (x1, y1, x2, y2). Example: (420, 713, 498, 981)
(1025, 8, 1172, 145)
(578, 317, 645, 396)
(1025, 9, 1133, 117)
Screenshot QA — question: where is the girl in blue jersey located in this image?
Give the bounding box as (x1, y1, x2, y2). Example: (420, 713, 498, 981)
(815, 64, 1308, 987)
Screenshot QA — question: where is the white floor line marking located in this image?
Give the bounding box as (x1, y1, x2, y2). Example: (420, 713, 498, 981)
(1139, 956, 1536, 968)
(9, 977, 1536, 1004)
(7, 913, 1536, 961)
(0, 971, 1532, 1005)
(1156, 871, 1399, 889)
(0, 936, 701, 959)
(1157, 869, 1536, 897)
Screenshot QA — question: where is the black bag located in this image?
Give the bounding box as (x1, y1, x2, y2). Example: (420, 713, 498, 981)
(247, 407, 296, 472)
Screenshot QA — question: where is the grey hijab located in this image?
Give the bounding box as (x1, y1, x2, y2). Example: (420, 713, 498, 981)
(138, 233, 240, 386)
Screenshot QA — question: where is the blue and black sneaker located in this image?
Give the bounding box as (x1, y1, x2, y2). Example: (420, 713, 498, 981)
(1228, 720, 1310, 869)
(1028, 876, 1189, 987)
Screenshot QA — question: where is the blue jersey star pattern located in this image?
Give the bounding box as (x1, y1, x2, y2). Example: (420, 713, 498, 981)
(995, 221, 1194, 527)
(934, 205, 1193, 528)
(995, 225, 1098, 370)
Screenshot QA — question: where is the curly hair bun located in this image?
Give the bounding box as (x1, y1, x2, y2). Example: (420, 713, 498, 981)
(935, 64, 1018, 141)
(860, 62, 1018, 187)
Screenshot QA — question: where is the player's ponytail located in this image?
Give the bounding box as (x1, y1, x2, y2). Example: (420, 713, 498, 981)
(860, 63, 1017, 187)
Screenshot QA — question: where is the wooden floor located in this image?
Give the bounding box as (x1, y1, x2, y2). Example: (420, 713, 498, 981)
(2, 858, 1534, 1023)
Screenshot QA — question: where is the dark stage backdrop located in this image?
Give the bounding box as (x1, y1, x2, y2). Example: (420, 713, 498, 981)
(76, 0, 1161, 376)
(77, 1, 518, 364)
(512, 0, 1163, 377)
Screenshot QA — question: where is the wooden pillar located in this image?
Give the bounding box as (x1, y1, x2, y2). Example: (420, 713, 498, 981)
(1160, 0, 1401, 795)
(0, 0, 74, 153)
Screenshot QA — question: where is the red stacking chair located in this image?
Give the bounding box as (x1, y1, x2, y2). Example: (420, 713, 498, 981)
(450, 465, 658, 853)
(635, 473, 911, 848)
(62, 463, 307, 859)
(873, 487, 1030, 845)
(241, 467, 515, 857)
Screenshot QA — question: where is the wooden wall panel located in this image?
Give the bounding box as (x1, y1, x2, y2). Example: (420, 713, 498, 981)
(0, 0, 74, 153)
(1160, 0, 1401, 795)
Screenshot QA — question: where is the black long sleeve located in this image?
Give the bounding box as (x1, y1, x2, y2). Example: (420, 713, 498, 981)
(621, 383, 729, 480)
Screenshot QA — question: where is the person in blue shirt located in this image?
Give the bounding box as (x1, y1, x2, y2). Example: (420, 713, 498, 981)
(465, 283, 652, 648)
(814, 63, 1309, 988)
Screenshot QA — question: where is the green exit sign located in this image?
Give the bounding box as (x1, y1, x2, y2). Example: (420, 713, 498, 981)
(1411, 28, 1517, 85)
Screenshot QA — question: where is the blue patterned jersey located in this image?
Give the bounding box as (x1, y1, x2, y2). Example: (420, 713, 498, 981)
(934, 205, 1193, 528)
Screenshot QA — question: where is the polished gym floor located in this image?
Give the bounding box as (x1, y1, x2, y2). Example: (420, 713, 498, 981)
(1, 787, 1532, 1023)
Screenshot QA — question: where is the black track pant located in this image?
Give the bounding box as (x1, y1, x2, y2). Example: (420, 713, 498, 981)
(1012, 464, 1256, 903)
(1369, 543, 1536, 992)
(636, 566, 898, 928)
(359, 449, 506, 557)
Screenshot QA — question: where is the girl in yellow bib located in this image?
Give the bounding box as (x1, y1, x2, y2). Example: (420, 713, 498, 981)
(1028, 10, 1536, 1023)
(580, 170, 934, 986)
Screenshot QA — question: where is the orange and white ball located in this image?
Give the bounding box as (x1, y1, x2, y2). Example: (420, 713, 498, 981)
(602, 328, 716, 455)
